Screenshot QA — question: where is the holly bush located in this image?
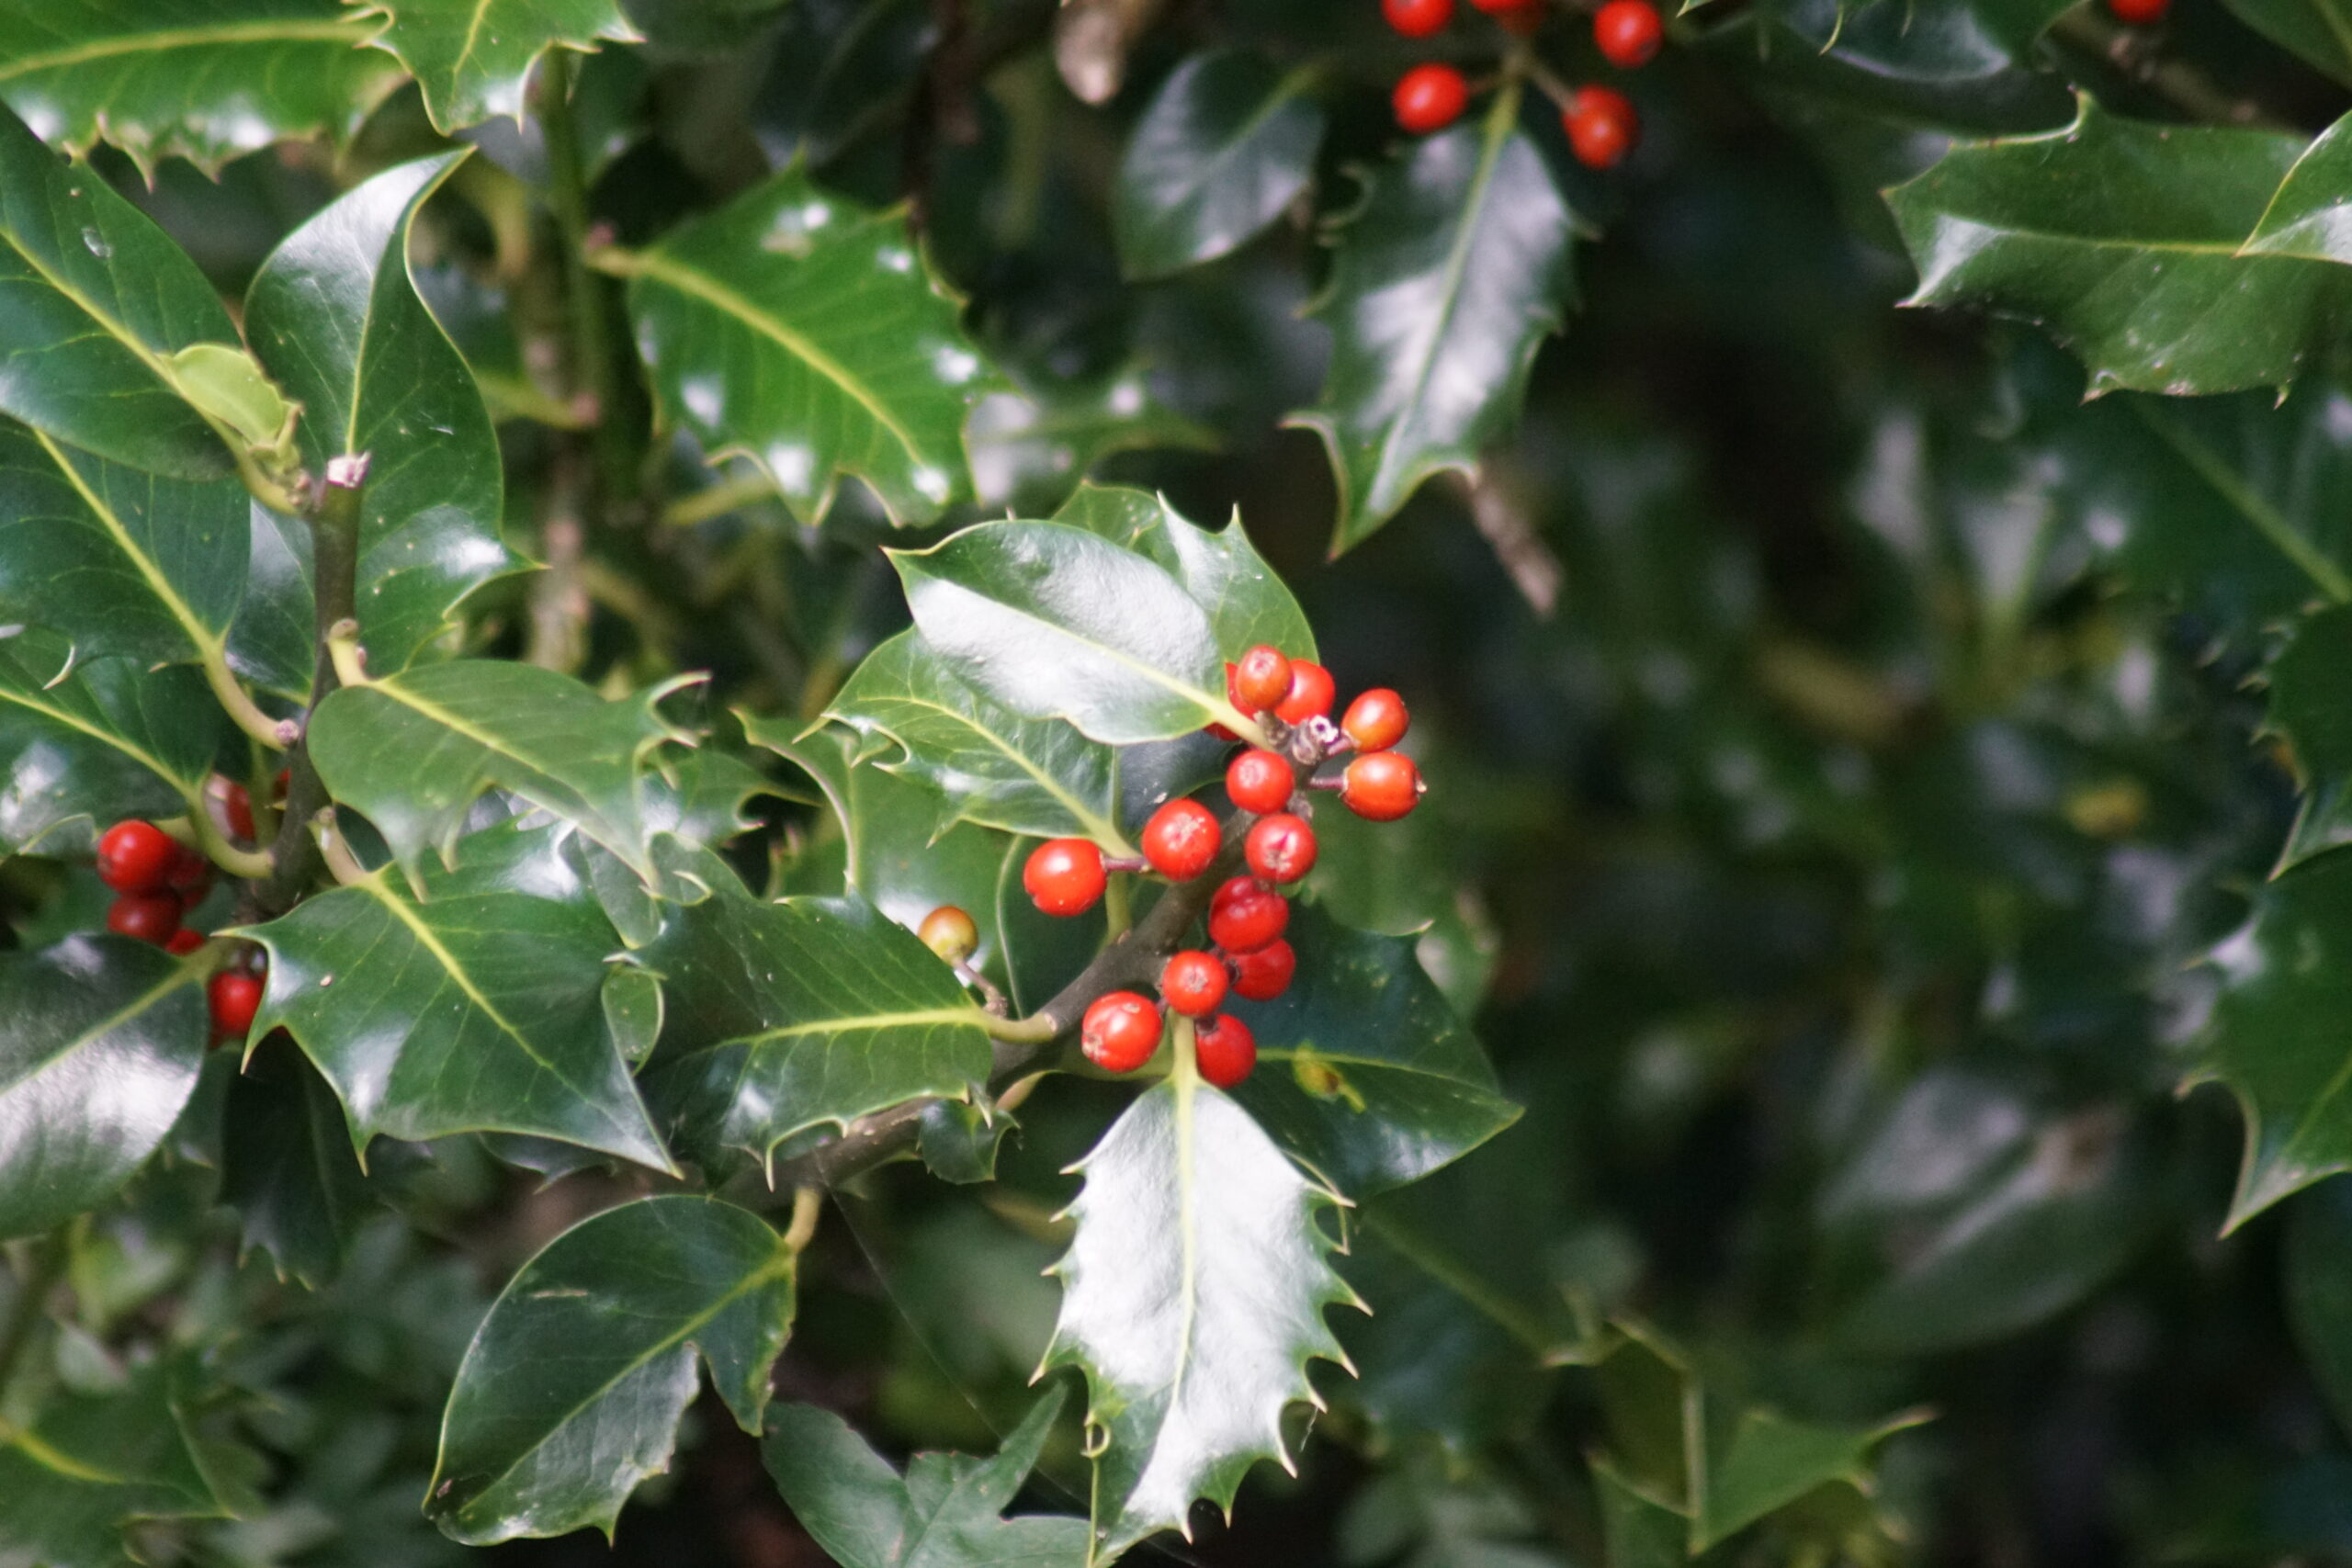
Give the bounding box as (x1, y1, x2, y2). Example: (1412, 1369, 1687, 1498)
(11, 0, 2352, 1562)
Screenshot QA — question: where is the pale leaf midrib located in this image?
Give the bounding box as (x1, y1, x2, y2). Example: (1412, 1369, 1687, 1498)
(0, 960, 195, 1100)
(0, 17, 372, 81)
(33, 427, 223, 660)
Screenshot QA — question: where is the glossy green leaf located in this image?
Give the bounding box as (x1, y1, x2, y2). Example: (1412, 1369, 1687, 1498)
(639, 857, 993, 1173)
(2222, 0, 2352, 85)
(0, 0, 397, 173)
(219, 1041, 375, 1287)
(0, 418, 248, 670)
(0, 628, 226, 854)
(1042, 1070, 1357, 1555)
(1113, 51, 1323, 279)
(1887, 101, 2338, 396)
(0, 100, 242, 479)
(1051, 484, 1316, 662)
(241, 819, 673, 1172)
(358, 0, 639, 132)
(915, 1097, 1012, 1184)
(2203, 850, 2352, 1225)
(245, 152, 522, 680)
(0, 935, 208, 1241)
(306, 660, 693, 886)
(1589, 1461, 1684, 1568)
(890, 520, 1238, 745)
(428, 1196, 795, 1542)
(2288, 1179, 2352, 1442)
(821, 629, 1126, 847)
(618, 167, 992, 525)
(762, 1390, 1088, 1567)
(0, 1360, 233, 1567)
(1289, 97, 1576, 553)
(1227, 904, 1518, 1198)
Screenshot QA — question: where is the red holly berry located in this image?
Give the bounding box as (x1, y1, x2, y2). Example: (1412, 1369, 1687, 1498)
(1342, 750, 1424, 820)
(165, 843, 211, 896)
(1384, 0, 1453, 35)
(1161, 950, 1229, 1017)
(1142, 798, 1221, 881)
(1082, 990, 1162, 1073)
(1565, 85, 1639, 169)
(1227, 750, 1295, 816)
(1495, 0, 1544, 33)
(165, 929, 205, 956)
(96, 820, 176, 893)
(1593, 0, 1663, 65)
(107, 890, 183, 946)
(919, 905, 978, 964)
(1229, 938, 1296, 1001)
(221, 780, 255, 842)
(209, 969, 264, 1041)
(2107, 0, 2166, 20)
(1245, 813, 1317, 885)
(1341, 688, 1409, 752)
(1232, 645, 1295, 715)
(1024, 838, 1107, 916)
(1209, 876, 1289, 953)
(1393, 64, 1469, 136)
(1195, 1013, 1258, 1089)
(1467, 0, 1526, 10)
(1274, 660, 1338, 726)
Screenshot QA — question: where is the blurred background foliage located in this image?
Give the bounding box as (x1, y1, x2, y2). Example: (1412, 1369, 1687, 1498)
(14, 0, 2352, 1561)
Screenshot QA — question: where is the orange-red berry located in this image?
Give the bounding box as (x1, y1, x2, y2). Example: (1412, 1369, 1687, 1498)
(1142, 798, 1221, 881)
(1565, 85, 1638, 169)
(1196, 1013, 1258, 1088)
(107, 889, 182, 946)
(96, 820, 176, 894)
(1229, 938, 1296, 1001)
(1227, 750, 1294, 816)
(1209, 876, 1289, 953)
(165, 929, 205, 956)
(1232, 645, 1294, 715)
(1384, 0, 1453, 34)
(1274, 660, 1338, 726)
(221, 780, 255, 842)
(1593, 0, 1662, 65)
(1393, 64, 1469, 136)
(1495, 0, 1544, 32)
(209, 969, 263, 1041)
(165, 843, 210, 896)
(1341, 689, 1409, 752)
(1082, 991, 1162, 1073)
(1245, 813, 1317, 884)
(1162, 950, 1229, 1017)
(918, 905, 978, 963)
(2107, 0, 2166, 21)
(1024, 838, 1107, 916)
(1342, 751, 1424, 821)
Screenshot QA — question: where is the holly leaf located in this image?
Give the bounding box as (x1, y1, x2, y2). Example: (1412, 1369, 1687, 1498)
(0, 100, 247, 479)
(818, 630, 1127, 848)
(638, 856, 994, 1174)
(240, 818, 673, 1173)
(967, 365, 1215, 515)
(1051, 484, 1316, 661)
(762, 1390, 1089, 1567)
(2201, 850, 2352, 1226)
(2222, 0, 2352, 85)
(0, 628, 227, 855)
(305, 660, 694, 887)
(356, 0, 639, 132)
(0, 935, 209, 1241)
(244, 152, 522, 681)
(616, 167, 994, 525)
(0, 1360, 234, 1568)
(1113, 50, 1324, 279)
(2287, 1178, 2352, 1441)
(219, 1042, 376, 1287)
(1288, 100, 1576, 554)
(0, 0, 401, 175)
(889, 519, 1240, 745)
(1227, 904, 1518, 1197)
(1042, 1072, 1359, 1555)
(1886, 100, 2339, 396)
(428, 1196, 796, 1542)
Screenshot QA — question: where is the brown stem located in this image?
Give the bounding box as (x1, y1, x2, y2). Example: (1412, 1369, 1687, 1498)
(2047, 8, 2294, 130)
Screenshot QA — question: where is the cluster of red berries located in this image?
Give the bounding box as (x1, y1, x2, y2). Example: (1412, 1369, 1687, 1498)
(1385, 0, 1657, 170)
(1017, 645, 1424, 1091)
(95, 805, 266, 1045)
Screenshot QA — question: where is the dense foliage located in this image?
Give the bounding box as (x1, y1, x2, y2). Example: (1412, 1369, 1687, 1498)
(6, 0, 2352, 1563)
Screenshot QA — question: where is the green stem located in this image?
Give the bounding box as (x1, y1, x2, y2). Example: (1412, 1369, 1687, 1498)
(259, 457, 368, 915)
(541, 51, 630, 508)
(0, 1231, 69, 1407)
